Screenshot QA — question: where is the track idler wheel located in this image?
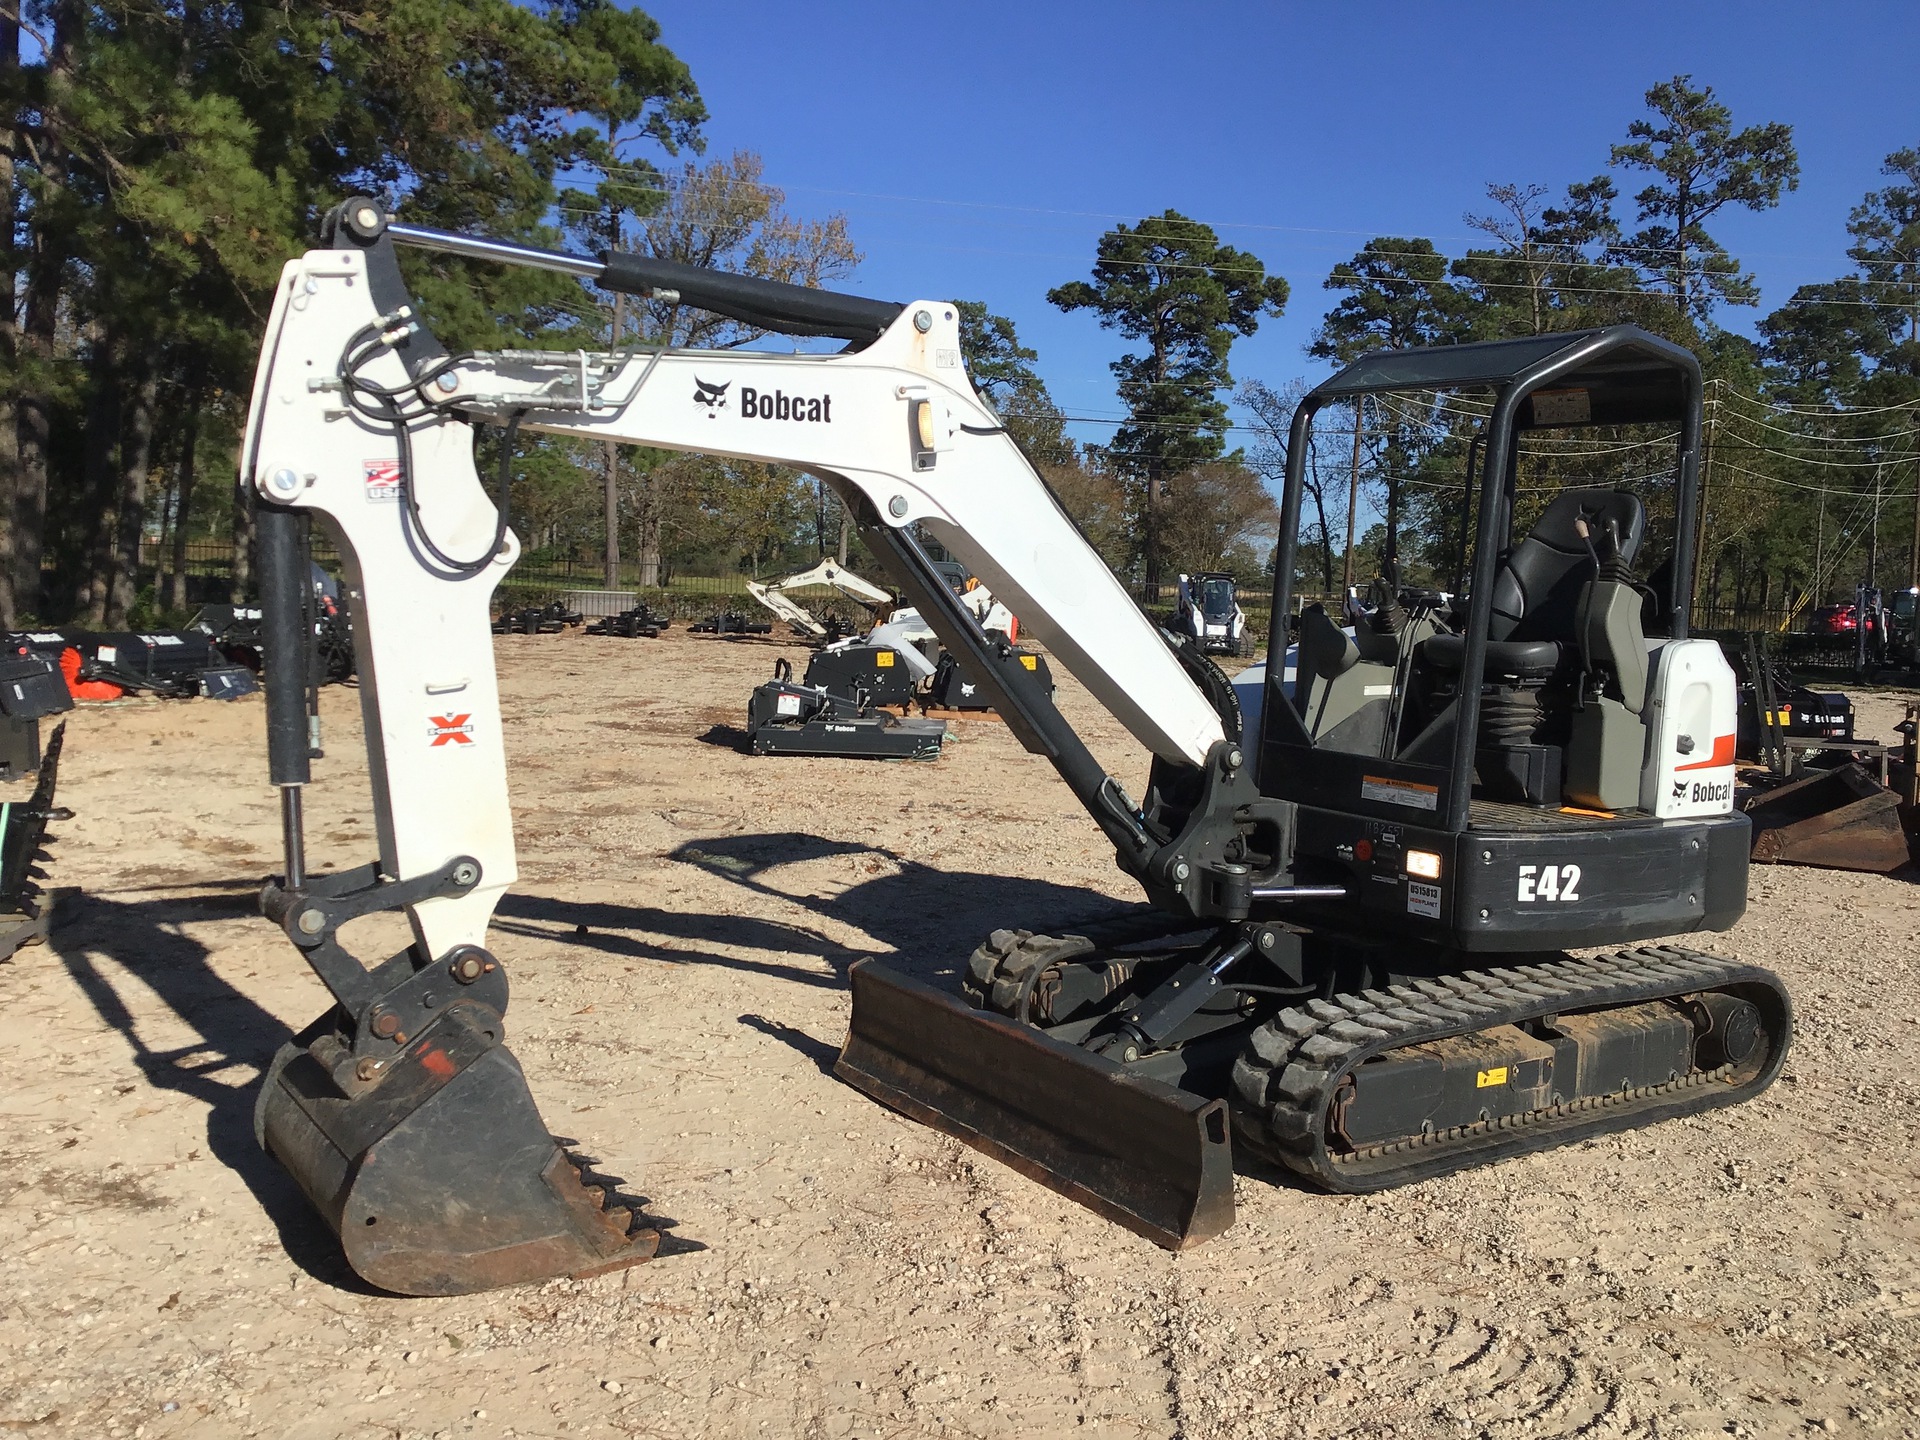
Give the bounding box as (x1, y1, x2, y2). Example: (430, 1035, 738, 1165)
(256, 999, 657, 1296)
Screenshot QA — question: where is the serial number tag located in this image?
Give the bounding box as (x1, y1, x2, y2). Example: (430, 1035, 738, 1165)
(1517, 863, 1582, 902)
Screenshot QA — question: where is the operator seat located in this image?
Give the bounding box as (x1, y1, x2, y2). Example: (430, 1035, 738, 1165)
(1416, 489, 1647, 805)
(1421, 488, 1647, 682)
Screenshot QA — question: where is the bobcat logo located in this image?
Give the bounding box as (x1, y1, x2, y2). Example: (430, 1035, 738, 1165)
(1671, 778, 1688, 800)
(693, 377, 730, 413)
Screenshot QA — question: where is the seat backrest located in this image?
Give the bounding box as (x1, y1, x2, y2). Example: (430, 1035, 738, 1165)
(1489, 489, 1646, 642)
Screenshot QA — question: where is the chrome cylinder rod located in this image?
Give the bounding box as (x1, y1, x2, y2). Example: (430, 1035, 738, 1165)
(385, 222, 600, 280)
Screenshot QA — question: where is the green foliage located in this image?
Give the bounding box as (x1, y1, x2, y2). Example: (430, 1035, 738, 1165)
(0, 0, 716, 625)
(1312, 239, 1468, 361)
(954, 300, 1074, 467)
(1049, 210, 1287, 482)
(1607, 75, 1800, 321)
(1049, 210, 1285, 590)
(1845, 148, 1920, 383)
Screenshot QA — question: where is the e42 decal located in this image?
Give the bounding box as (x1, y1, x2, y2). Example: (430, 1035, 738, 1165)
(1517, 863, 1581, 902)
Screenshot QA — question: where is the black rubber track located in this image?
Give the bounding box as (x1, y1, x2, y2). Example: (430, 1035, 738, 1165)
(1229, 946, 1792, 1193)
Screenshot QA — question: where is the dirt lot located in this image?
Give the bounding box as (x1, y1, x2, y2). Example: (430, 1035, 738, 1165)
(2, 628, 1919, 1440)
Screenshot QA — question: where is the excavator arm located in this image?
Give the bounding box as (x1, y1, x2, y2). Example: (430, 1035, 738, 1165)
(745, 558, 894, 637)
(241, 201, 1275, 1293)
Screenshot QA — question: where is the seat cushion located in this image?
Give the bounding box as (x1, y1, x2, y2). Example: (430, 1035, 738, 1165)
(1422, 632, 1562, 679)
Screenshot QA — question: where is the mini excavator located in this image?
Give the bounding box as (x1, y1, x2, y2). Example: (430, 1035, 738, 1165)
(241, 199, 1790, 1295)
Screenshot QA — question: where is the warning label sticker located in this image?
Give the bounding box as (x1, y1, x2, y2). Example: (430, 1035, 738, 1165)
(1407, 880, 1442, 918)
(875, 650, 894, 668)
(364, 458, 401, 502)
(1362, 774, 1439, 812)
(776, 693, 801, 716)
(1531, 387, 1591, 425)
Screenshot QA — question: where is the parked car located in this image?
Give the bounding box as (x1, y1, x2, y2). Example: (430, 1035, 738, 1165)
(1809, 602, 1878, 637)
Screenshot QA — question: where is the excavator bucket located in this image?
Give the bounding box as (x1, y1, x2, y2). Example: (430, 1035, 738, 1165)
(256, 1002, 658, 1296)
(835, 959, 1236, 1249)
(1745, 762, 1912, 873)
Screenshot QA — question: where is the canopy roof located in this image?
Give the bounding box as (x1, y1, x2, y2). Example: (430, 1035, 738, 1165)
(1308, 325, 1699, 428)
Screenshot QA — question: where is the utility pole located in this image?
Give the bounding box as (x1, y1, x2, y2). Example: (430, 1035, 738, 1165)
(1868, 463, 1883, 590)
(603, 290, 626, 591)
(1813, 487, 1825, 605)
(1341, 397, 1364, 596)
(1689, 381, 1717, 624)
(1908, 457, 1920, 590)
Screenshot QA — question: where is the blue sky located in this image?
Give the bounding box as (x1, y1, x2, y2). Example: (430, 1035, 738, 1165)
(634, 1, 1920, 447)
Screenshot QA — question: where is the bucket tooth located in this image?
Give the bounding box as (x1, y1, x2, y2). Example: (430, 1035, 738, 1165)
(835, 959, 1235, 1250)
(257, 999, 657, 1295)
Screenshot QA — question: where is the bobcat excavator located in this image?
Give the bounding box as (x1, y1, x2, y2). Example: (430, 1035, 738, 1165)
(241, 199, 1790, 1296)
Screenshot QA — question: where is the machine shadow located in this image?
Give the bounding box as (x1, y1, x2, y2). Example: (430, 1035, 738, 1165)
(48, 887, 377, 1292)
(497, 833, 1139, 989)
(662, 832, 1142, 981)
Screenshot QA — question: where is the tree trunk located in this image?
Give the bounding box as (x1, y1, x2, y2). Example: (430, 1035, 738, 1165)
(602, 292, 625, 589)
(635, 464, 661, 587)
(837, 504, 849, 565)
(14, 0, 78, 621)
(1142, 468, 1161, 601)
(77, 347, 123, 627)
(230, 471, 257, 603)
(106, 355, 159, 626)
(1341, 399, 1365, 594)
(0, 4, 20, 628)
(166, 390, 203, 609)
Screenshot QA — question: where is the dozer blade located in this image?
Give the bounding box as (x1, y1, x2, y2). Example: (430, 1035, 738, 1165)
(1745, 762, 1912, 873)
(257, 1000, 657, 1296)
(835, 959, 1235, 1250)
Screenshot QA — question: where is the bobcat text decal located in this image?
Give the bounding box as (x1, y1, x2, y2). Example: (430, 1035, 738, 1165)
(740, 387, 831, 423)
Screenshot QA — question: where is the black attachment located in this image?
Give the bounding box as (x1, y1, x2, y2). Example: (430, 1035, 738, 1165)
(597, 252, 903, 343)
(259, 504, 315, 789)
(260, 856, 484, 1021)
(254, 845, 659, 1295)
(1, 722, 71, 960)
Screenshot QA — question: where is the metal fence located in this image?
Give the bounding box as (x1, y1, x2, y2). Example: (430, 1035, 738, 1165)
(144, 538, 765, 619)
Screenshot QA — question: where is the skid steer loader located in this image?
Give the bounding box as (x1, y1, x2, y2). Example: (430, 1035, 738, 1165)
(238, 199, 1788, 1294)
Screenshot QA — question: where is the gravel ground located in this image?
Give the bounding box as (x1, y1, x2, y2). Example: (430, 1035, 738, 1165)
(1, 631, 1917, 1440)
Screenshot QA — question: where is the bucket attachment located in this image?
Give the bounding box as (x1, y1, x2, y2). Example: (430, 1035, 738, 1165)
(835, 959, 1235, 1249)
(257, 999, 657, 1296)
(1745, 762, 1912, 873)
(1, 722, 71, 962)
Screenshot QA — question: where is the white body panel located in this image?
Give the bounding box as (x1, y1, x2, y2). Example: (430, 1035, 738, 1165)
(243, 250, 521, 961)
(242, 250, 1228, 956)
(1640, 639, 1739, 818)
(432, 311, 1223, 768)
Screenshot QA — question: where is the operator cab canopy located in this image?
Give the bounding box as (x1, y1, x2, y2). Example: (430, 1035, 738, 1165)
(1268, 324, 1705, 827)
(1306, 325, 1696, 429)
